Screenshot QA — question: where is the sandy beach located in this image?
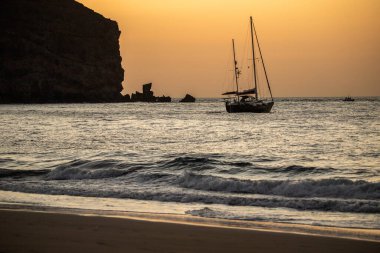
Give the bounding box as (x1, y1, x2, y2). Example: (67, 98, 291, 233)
(0, 209, 379, 253)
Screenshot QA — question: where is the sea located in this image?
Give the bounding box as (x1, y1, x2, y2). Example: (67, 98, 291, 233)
(0, 98, 379, 232)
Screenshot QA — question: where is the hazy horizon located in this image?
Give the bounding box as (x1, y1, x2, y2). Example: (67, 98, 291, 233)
(78, 0, 380, 98)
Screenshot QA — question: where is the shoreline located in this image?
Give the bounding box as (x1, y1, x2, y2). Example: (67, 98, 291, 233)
(0, 208, 379, 253)
(1, 203, 379, 242)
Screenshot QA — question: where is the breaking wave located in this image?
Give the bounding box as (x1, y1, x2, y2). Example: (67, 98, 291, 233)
(0, 180, 379, 213)
(0, 156, 379, 213)
(179, 172, 380, 200)
(0, 156, 338, 180)
(0, 169, 50, 178)
(45, 159, 145, 180)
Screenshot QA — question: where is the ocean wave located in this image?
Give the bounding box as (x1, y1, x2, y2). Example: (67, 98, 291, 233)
(269, 165, 334, 174)
(45, 159, 143, 180)
(162, 156, 219, 169)
(0, 155, 339, 181)
(0, 161, 140, 180)
(44, 159, 179, 181)
(162, 156, 332, 174)
(178, 172, 380, 200)
(185, 207, 380, 231)
(0, 158, 14, 163)
(0, 169, 50, 178)
(0, 182, 379, 213)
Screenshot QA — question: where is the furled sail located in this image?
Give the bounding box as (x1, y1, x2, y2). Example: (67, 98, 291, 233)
(222, 91, 237, 95)
(222, 88, 256, 96)
(237, 88, 256, 95)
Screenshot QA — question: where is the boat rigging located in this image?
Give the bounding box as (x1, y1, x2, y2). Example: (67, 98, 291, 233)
(222, 17, 274, 113)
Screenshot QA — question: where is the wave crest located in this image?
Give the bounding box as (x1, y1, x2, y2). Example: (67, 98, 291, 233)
(0, 169, 50, 178)
(45, 159, 141, 180)
(179, 172, 380, 200)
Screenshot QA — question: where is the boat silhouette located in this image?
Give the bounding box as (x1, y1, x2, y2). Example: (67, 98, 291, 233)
(222, 17, 274, 113)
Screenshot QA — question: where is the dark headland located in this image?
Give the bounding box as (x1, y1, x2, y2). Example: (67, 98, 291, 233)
(0, 0, 198, 104)
(0, 0, 127, 103)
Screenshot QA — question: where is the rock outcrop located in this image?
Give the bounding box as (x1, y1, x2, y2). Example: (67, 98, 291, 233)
(130, 83, 171, 102)
(180, 94, 196, 102)
(0, 0, 126, 103)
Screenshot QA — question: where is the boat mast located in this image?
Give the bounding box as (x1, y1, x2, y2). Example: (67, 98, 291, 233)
(250, 16, 258, 100)
(232, 39, 239, 100)
(252, 18, 273, 101)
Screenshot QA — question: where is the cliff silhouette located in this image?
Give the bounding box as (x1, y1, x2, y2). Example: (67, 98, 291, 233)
(0, 0, 126, 103)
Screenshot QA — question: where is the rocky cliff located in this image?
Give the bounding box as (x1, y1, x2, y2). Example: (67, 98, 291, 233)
(0, 0, 125, 103)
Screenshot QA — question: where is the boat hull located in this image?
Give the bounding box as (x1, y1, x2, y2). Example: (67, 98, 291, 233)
(225, 101, 274, 113)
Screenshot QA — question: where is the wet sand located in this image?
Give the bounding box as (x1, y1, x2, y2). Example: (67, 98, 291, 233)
(0, 209, 379, 253)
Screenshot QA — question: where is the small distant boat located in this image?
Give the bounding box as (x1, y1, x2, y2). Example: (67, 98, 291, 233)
(222, 17, 274, 113)
(343, 96, 355, 102)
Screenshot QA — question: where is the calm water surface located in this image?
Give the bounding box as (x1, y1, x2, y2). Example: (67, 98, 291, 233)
(0, 98, 379, 229)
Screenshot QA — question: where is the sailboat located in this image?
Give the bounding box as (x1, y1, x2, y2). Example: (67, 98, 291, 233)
(223, 17, 274, 113)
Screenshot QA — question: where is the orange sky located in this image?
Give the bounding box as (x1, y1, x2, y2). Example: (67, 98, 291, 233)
(77, 0, 380, 98)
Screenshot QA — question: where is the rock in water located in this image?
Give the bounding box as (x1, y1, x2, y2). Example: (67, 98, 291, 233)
(130, 83, 171, 102)
(180, 94, 196, 102)
(0, 0, 125, 103)
(156, 96, 171, 103)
